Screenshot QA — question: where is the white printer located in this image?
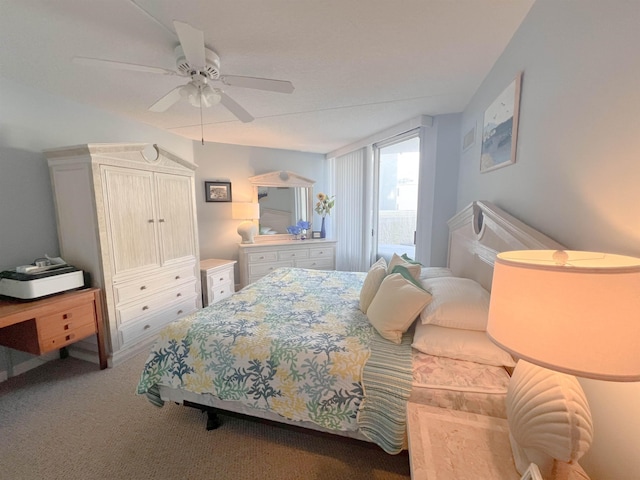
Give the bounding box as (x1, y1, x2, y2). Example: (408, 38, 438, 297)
(0, 261, 85, 301)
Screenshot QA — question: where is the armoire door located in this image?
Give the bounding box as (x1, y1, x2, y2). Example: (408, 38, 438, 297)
(154, 173, 196, 265)
(102, 166, 160, 276)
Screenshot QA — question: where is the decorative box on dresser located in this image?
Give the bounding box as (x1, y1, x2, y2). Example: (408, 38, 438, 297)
(45, 143, 201, 367)
(200, 259, 237, 306)
(238, 239, 337, 288)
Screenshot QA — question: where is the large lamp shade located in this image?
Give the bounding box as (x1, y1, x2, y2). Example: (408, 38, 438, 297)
(488, 250, 640, 381)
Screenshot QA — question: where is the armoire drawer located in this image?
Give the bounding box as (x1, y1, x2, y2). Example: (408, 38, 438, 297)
(116, 280, 198, 325)
(119, 295, 198, 347)
(113, 264, 196, 305)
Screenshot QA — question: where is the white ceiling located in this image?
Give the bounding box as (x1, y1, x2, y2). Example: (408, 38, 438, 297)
(0, 0, 533, 154)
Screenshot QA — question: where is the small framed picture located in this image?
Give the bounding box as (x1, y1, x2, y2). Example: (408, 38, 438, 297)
(205, 181, 232, 202)
(311, 231, 322, 239)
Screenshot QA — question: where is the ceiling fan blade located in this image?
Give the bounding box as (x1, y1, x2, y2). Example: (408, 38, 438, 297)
(173, 21, 206, 68)
(149, 86, 184, 112)
(220, 75, 295, 94)
(220, 93, 254, 123)
(73, 57, 176, 76)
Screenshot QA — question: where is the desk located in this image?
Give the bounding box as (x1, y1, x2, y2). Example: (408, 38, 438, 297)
(0, 288, 107, 369)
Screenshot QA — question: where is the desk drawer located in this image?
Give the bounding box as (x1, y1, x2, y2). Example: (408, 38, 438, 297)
(39, 322, 97, 354)
(37, 303, 96, 340)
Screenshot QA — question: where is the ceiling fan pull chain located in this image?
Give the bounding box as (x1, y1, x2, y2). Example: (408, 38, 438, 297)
(199, 86, 205, 145)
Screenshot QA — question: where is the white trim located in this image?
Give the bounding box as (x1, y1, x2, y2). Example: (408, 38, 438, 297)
(325, 115, 433, 159)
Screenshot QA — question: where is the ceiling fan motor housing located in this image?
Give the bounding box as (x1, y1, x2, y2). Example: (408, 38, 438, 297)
(174, 45, 220, 79)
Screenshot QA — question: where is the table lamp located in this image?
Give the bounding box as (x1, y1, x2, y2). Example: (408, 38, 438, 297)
(487, 250, 640, 478)
(232, 202, 260, 244)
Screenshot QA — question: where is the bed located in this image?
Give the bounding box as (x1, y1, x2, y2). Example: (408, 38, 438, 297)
(137, 200, 564, 453)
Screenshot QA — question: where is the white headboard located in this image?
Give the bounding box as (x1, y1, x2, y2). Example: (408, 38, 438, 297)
(447, 201, 565, 291)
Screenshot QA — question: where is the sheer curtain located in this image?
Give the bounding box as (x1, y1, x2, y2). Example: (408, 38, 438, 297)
(328, 148, 372, 272)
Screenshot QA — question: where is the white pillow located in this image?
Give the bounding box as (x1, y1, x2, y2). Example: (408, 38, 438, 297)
(420, 277, 490, 331)
(412, 323, 516, 367)
(387, 253, 421, 281)
(419, 267, 453, 280)
(367, 273, 432, 344)
(359, 257, 387, 313)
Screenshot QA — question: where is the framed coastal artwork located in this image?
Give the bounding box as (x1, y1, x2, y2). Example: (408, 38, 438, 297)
(480, 71, 523, 173)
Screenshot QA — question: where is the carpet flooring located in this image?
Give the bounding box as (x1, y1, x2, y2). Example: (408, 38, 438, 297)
(0, 351, 411, 480)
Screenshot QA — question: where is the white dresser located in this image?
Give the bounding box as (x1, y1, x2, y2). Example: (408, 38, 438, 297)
(238, 239, 337, 288)
(45, 143, 201, 366)
(200, 259, 236, 306)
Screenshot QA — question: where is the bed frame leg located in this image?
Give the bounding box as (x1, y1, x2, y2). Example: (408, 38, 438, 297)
(183, 400, 222, 430)
(206, 410, 221, 430)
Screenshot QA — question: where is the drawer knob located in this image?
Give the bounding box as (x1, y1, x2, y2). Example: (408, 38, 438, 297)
(140, 285, 147, 290)
(63, 313, 72, 320)
(177, 293, 182, 297)
(64, 323, 72, 330)
(148, 219, 154, 223)
(177, 309, 183, 315)
(175, 275, 180, 280)
(159, 218, 165, 223)
(259, 256, 265, 259)
(219, 277, 224, 281)
(143, 324, 151, 330)
(142, 305, 149, 311)
(65, 334, 75, 341)
(220, 290, 225, 294)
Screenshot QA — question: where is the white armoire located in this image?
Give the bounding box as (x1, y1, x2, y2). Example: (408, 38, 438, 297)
(45, 144, 201, 366)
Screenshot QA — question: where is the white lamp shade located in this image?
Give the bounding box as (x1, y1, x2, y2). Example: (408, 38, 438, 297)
(231, 203, 260, 220)
(487, 250, 640, 381)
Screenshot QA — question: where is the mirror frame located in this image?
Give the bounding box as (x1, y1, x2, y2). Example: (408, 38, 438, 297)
(249, 170, 315, 241)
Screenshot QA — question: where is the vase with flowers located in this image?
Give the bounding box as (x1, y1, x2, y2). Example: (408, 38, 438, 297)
(314, 192, 335, 238)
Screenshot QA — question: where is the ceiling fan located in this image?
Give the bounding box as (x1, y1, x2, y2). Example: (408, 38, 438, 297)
(73, 20, 294, 124)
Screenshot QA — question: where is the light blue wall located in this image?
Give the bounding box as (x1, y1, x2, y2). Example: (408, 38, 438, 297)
(457, 2, 640, 478)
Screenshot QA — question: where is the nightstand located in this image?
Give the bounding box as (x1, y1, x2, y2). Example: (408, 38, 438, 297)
(199, 259, 237, 307)
(406, 403, 519, 480)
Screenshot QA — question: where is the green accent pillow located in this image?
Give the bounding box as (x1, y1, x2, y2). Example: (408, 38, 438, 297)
(401, 253, 423, 266)
(391, 265, 425, 290)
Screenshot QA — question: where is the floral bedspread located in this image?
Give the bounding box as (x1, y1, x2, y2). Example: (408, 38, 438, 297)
(137, 267, 374, 431)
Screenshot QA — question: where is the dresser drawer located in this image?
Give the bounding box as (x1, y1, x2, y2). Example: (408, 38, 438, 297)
(39, 322, 97, 354)
(249, 261, 294, 277)
(248, 251, 278, 263)
(114, 264, 196, 305)
(277, 249, 309, 261)
(119, 295, 198, 347)
(36, 303, 96, 340)
(309, 247, 334, 259)
(116, 280, 198, 325)
(296, 258, 335, 270)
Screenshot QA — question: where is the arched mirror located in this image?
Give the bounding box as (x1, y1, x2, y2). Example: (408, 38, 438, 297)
(249, 171, 315, 237)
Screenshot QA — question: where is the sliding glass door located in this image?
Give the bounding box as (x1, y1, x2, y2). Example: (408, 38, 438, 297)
(373, 131, 420, 263)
